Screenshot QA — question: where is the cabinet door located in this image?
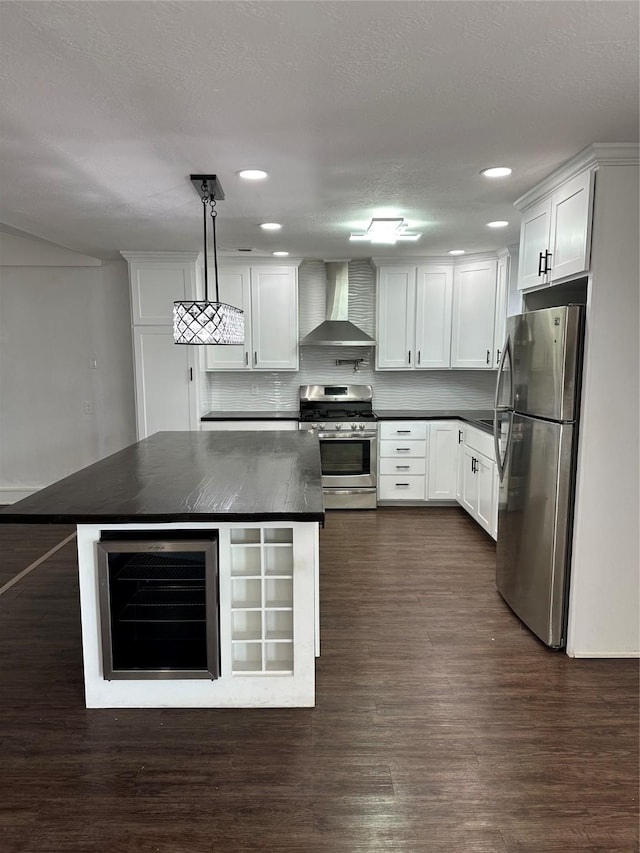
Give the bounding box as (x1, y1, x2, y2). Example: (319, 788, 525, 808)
(492, 254, 509, 368)
(548, 170, 594, 283)
(459, 445, 478, 516)
(204, 266, 252, 370)
(451, 260, 497, 369)
(376, 267, 415, 369)
(129, 260, 197, 325)
(250, 267, 298, 370)
(133, 326, 198, 439)
(427, 421, 458, 500)
(415, 265, 453, 368)
(518, 199, 551, 291)
(476, 452, 497, 539)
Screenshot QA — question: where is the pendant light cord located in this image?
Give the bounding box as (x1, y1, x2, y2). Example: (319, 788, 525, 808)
(201, 180, 210, 302)
(210, 195, 220, 303)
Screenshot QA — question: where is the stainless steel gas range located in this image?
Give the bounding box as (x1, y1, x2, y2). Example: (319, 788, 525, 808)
(298, 385, 377, 509)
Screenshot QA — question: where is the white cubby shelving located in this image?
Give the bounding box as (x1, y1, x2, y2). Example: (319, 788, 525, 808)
(229, 527, 294, 674)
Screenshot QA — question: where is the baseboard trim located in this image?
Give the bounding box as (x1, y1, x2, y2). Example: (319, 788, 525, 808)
(0, 486, 42, 504)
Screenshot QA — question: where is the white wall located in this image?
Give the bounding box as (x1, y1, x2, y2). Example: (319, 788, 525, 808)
(0, 237, 136, 500)
(567, 163, 640, 657)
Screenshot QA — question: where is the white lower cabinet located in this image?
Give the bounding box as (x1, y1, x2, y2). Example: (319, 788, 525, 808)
(378, 420, 458, 504)
(456, 424, 498, 539)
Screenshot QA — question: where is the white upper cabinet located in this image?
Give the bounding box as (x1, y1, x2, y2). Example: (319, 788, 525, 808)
(375, 266, 415, 369)
(492, 252, 510, 368)
(204, 266, 251, 370)
(204, 262, 299, 371)
(517, 168, 594, 291)
(123, 252, 199, 324)
(415, 265, 454, 369)
(376, 259, 498, 370)
(450, 259, 498, 369)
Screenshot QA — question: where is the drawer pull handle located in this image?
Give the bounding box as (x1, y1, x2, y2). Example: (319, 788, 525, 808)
(396, 448, 411, 451)
(395, 465, 410, 469)
(395, 483, 410, 487)
(396, 430, 411, 434)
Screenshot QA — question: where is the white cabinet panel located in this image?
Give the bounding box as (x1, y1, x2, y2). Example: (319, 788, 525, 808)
(379, 421, 428, 440)
(133, 326, 198, 438)
(493, 254, 509, 368)
(204, 266, 251, 370)
(375, 267, 415, 369)
(451, 260, 497, 369)
(518, 200, 552, 291)
(415, 265, 453, 368)
(517, 168, 594, 291)
(250, 266, 298, 370)
(379, 439, 427, 458)
(427, 421, 458, 500)
(549, 170, 594, 282)
(379, 457, 426, 476)
(456, 424, 498, 540)
(378, 476, 426, 501)
(204, 264, 298, 371)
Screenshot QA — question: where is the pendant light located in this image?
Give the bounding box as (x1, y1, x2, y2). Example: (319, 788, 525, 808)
(173, 175, 244, 345)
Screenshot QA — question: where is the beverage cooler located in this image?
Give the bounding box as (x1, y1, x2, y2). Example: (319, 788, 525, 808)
(97, 533, 219, 679)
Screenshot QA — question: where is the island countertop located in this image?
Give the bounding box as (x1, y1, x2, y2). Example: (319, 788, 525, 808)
(0, 431, 325, 524)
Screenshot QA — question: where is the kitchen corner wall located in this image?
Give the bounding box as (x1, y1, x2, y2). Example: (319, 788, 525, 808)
(201, 259, 496, 411)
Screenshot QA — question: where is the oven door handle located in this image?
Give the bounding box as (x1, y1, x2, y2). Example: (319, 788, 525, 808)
(317, 432, 375, 440)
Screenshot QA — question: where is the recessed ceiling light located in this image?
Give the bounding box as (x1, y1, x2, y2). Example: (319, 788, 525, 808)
(272, 251, 289, 256)
(237, 169, 268, 180)
(260, 222, 282, 230)
(448, 249, 466, 255)
(480, 167, 512, 178)
(486, 220, 509, 228)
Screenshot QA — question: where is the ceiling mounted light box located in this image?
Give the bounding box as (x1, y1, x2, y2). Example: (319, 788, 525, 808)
(173, 174, 245, 345)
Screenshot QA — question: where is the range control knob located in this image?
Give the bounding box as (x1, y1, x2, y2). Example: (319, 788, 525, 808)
(358, 423, 366, 431)
(351, 423, 358, 430)
(319, 423, 326, 430)
(310, 423, 318, 430)
(334, 423, 343, 430)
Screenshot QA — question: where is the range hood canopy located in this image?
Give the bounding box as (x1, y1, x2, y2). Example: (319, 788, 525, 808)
(300, 261, 376, 346)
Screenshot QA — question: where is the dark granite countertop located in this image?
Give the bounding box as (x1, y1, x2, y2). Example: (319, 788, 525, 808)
(375, 409, 495, 433)
(201, 410, 299, 421)
(0, 431, 324, 525)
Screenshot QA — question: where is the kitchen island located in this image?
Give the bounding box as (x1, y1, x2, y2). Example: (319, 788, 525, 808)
(0, 431, 324, 708)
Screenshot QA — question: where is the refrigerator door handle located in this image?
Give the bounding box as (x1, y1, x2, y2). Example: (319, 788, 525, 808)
(494, 332, 513, 482)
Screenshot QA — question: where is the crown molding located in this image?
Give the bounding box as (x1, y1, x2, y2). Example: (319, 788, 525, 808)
(514, 143, 639, 211)
(120, 251, 201, 263)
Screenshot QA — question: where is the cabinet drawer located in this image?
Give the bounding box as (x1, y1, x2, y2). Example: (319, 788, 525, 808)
(379, 421, 428, 440)
(379, 457, 426, 476)
(463, 425, 495, 460)
(379, 440, 427, 458)
(378, 475, 426, 501)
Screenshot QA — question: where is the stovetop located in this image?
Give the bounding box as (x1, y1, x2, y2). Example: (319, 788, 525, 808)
(299, 408, 377, 423)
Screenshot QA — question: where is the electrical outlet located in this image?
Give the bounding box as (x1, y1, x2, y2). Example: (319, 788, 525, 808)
(251, 384, 259, 396)
(84, 401, 94, 415)
(89, 358, 98, 369)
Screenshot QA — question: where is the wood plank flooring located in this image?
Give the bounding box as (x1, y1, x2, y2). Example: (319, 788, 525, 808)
(0, 508, 637, 853)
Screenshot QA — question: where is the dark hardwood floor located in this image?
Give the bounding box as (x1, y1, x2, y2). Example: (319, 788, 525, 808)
(0, 509, 637, 853)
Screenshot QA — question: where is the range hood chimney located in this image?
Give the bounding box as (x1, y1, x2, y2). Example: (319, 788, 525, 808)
(300, 261, 376, 346)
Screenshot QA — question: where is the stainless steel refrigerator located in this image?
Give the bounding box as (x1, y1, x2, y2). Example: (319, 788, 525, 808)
(494, 305, 584, 648)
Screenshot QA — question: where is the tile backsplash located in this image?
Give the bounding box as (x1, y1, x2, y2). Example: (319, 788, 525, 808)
(201, 259, 496, 412)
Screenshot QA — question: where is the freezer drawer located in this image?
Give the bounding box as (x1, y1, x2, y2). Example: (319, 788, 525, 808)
(496, 414, 575, 647)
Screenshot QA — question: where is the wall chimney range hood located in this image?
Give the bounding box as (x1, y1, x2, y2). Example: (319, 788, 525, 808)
(300, 262, 375, 347)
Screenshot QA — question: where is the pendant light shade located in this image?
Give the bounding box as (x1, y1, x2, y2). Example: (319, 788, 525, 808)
(173, 175, 245, 345)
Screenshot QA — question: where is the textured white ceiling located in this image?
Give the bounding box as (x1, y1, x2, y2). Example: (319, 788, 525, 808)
(0, 1, 638, 261)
